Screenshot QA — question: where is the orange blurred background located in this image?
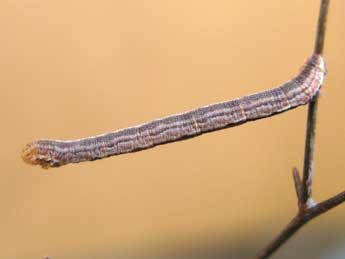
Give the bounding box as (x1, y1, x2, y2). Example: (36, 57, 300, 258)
(1, 1, 345, 258)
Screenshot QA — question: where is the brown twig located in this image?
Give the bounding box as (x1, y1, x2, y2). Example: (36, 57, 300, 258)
(257, 170, 345, 258)
(257, 1, 345, 258)
(301, 0, 330, 206)
(292, 167, 303, 204)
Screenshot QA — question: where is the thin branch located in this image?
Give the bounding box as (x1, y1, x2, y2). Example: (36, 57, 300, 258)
(256, 1, 337, 258)
(314, 0, 330, 55)
(301, 0, 329, 206)
(301, 100, 319, 205)
(257, 190, 345, 258)
(257, 214, 305, 258)
(308, 191, 345, 217)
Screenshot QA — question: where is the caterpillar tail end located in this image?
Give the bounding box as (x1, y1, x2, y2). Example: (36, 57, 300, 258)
(21, 142, 54, 169)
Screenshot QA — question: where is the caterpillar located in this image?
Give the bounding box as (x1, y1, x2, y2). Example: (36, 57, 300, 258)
(22, 54, 326, 169)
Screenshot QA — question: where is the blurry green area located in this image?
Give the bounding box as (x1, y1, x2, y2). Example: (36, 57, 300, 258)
(0, 0, 345, 258)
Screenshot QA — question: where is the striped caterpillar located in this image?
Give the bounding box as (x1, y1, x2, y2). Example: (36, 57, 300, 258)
(22, 54, 326, 168)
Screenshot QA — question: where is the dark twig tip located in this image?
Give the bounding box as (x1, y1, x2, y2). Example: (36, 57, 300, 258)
(292, 167, 303, 203)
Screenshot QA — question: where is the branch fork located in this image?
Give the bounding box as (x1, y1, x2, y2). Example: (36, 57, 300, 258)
(257, 1, 345, 258)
